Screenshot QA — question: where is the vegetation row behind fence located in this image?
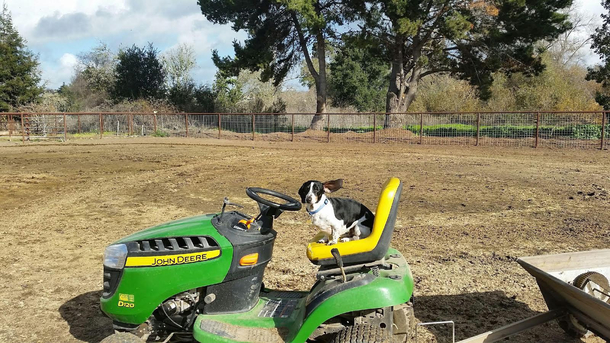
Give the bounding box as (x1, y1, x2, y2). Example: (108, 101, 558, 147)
(0, 111, 608, 149)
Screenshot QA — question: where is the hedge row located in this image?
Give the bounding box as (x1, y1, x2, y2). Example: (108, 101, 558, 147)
(405, 124, 610, 140)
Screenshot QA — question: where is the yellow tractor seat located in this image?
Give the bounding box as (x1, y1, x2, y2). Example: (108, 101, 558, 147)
(306, 177, 403, 266)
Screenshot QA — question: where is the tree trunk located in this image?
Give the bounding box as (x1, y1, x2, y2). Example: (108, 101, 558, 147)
(309, 18, 327, 130)
(385, 34, 422, 128)
(385, 34, 406, 128)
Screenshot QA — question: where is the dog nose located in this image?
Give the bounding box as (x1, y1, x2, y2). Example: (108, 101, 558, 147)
(306, 196, 312, 203)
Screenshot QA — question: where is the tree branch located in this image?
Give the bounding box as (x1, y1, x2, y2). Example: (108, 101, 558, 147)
(291, 11, 319, 82)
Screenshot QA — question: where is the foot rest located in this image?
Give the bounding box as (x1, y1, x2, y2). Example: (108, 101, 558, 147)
(199, 319, 286, 343)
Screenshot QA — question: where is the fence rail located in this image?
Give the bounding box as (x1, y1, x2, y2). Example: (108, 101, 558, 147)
(0, 111, 608, 149)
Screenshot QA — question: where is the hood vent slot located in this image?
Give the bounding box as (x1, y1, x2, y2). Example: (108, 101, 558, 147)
(135, 236, 218, 252)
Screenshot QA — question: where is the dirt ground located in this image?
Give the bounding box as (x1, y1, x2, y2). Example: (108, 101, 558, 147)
(1, 137, 609, 343)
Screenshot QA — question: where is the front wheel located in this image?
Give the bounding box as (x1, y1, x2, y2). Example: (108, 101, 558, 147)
(100, 332, 146, 343)
(331, 324, 392, 343)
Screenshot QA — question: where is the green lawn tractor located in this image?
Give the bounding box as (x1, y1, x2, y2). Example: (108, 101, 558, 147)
(100, 177, 415, 343)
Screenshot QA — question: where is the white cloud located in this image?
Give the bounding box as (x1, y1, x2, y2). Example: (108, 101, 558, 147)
(41, 53, 79, 89)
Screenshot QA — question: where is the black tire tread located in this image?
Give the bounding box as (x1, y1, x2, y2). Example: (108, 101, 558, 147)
(100, 332, 146, 343)
(573, 271, 610, 291)
(332, 324, 392, 343)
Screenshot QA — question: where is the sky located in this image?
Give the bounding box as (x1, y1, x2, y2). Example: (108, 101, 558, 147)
(2, 0, 607, 90)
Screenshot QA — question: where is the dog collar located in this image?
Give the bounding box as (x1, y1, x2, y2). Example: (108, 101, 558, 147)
(307, 199, 328, 216)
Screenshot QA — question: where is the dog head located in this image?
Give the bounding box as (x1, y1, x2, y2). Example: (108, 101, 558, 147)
(298, 179, 343, 205)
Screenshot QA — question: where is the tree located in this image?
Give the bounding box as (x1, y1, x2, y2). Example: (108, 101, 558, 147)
(163, 43, 197, 90)
(344, 0, 572, 127)
(545, 4, 596, 67)
(0, 4, 43, 111)
(163, 44, 199, 111)
(198, 0, 349, 129)
(112, 43, 166, 101)
(586, 0, 610, 110)
(328, 44, 388, 112)
(78, 42, 116, 93)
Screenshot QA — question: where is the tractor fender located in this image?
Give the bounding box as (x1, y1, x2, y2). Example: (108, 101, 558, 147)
(289, 273, 414, 343)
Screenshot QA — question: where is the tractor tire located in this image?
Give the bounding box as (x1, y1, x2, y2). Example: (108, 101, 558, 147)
(558, 271, 609, 338)
(331, 324, 392, 343)
(100, 332, 146, 343)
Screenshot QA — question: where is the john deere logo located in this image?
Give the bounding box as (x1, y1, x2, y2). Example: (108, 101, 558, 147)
(125, 250, 221, 267)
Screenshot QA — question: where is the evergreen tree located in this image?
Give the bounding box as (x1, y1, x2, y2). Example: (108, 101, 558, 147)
(336, 0, 572, 126)
(112, 43, 166, 101)
(586, 0, 610, 110)
(198, 0, 350, 129)
(0, 4, 43, 112)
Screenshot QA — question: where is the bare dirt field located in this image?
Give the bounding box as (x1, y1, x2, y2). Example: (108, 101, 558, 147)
(1, 137, 609, 343)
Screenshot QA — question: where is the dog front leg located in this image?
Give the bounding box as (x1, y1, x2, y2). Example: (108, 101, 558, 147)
(328, 229, 340, 245)
(317, 233, 329, 244)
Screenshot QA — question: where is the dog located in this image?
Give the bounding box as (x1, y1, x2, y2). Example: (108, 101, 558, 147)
(298, 179, 374, 245)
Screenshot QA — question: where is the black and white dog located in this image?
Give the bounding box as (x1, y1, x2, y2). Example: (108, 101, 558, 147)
(298, 179, 374, 245)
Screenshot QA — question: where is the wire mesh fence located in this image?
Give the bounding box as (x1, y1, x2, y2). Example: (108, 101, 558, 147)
(1, 111, 609, 150)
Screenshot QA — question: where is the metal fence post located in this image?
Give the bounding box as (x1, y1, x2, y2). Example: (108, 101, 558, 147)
(291, 114, 295, 142)
(218, 114, 221, 139)
(153, 114, 157, 133)
(601, 111, 607, 150)
(476, 112, 481, 146)
(534, 112, 540, 148)
(419, 113, 423, 145)
(7, 114, 11, 140)
(373, 114, 377, 143)
(252, 114, 255, 141)
(63, 113, 67, 141)
(327, 113, 331, 143)
(185, 113, 189, 138)
(78, 115, 81, 134)
(21, 113, 25, 143)
(100, 113, 104, 139)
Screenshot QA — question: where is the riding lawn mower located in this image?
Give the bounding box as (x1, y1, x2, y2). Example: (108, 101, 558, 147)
(100, 177, 415, 343)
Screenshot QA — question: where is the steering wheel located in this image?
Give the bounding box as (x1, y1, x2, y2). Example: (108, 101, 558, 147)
(246, 187, 302, 211)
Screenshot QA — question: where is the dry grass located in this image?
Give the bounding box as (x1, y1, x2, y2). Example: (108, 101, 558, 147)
(0, 138, 608, 342)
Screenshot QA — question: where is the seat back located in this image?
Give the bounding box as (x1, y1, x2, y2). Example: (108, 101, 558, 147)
(307, 177, 403, 266)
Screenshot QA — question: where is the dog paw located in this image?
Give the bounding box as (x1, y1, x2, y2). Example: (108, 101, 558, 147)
(318, 238, 328, 243)
(327, 240, 337, 245)
(340, 237, 350, 243)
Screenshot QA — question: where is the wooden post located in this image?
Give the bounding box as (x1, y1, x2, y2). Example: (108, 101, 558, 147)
(327, 113, 331, 143)
(218, 114, 221, 139)
(63, 113, 67, 141)
(534, 112, 540, 148)
(153, 114, 157, 133)
(373, 114, 377, 143)
(21, 113, 25, 143)
(419, 113, 423, 144)
(252, 114, 255, 141)
(185, 114, 189, 138)
(601, 111, 607, 150)
(476, 112, 481, 146)
(78, 115, 81, 134)
(291, 114, 295, 142)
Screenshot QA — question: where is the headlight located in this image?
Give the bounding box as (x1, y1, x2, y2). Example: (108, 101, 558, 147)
(104, 244, 128, 269)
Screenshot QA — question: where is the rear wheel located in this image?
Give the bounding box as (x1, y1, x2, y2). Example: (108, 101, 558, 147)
(331, 324, 392, 343)
(100, 332, 146, 343)
(558, 271, 610, 337)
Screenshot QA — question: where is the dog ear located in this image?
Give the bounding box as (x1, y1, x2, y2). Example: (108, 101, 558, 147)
(323, 179, 344, 193)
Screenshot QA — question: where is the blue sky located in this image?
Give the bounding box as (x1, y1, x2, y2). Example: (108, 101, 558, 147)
(3, 0, 606, 90)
